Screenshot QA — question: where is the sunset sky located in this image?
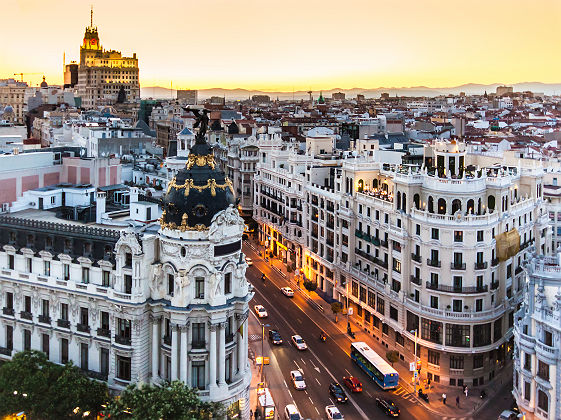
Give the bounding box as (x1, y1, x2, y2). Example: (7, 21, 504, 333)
(2, 0, 560, 90)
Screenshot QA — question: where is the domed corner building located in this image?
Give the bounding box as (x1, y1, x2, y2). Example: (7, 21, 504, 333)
(151, 135, 253, 418)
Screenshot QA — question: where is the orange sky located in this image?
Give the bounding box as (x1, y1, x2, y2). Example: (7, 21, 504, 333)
(2, 0, 560, 90)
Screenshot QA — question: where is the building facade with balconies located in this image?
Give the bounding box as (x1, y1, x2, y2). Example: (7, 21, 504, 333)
(513, 254, 561, 420)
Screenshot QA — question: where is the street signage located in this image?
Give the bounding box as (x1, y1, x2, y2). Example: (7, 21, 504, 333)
(409, 362, 416, 371)
(348, 307, 353, 315)
(414, 371, 418, 378)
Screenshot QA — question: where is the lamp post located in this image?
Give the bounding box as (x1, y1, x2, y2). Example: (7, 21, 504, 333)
(260, 322, 270, 382)
(410, 329, 418, 392)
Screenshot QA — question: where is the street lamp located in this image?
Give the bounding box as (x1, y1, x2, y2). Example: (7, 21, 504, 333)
(260, 322, 270, 382)
(410, 329, 419, 392)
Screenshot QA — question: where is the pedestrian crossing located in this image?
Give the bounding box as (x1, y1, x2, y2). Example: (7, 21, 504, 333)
(249, 334, 262, 342)
(390, 385, 418, 403)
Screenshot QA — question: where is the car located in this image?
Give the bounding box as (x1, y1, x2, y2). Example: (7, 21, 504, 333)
(329, 382, 348, 403)
(498, 410, 523, 420)
(284, 404, 302, 420)
(281, 287, 294, 297)
(342, 376, 362, 393)
(291, 335, 307, 350)
(245, 257, 253, 266)
(268, 329, 283, 345)
(290, 370, 306, 390)
(254, 305, 268, 318)
(325, 405, 344, 420)
(376, 398, 400, 417)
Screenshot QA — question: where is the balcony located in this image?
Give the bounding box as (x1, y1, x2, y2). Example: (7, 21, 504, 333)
(77, 323, 90, 333)
(491, 280, 499, 290)
(20, 311, 32, 321)
(491, 258, 499, 267)
(426, 281, 488, 294)
(427, 259, 441, 268)
(410, 275, 421, 285)
(191, 341, 206, 349)
(474, 262, 488, 270)
(536, 340, 559, 359)
(97, 328, 111, 338)
(38, 315, 51, 324)
(115, 335, 132, 346)
(82, 369, 108, 381)
(57, 319, 70, 329)
(450, 262, 466, 270)
(411, 253, 422, 263)
(2, 307, 14, 316)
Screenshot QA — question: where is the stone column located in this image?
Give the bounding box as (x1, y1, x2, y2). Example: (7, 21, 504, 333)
(151, 316, 159, 382)
(180, 323, 188, 383)
(218, 322, 226, 386)
(242, 318, 249, 373)
(236, 315, 244, 373)
(209, 323, 217, 388)
(187, 322, 192, 385)
(171, 324, 178, 381)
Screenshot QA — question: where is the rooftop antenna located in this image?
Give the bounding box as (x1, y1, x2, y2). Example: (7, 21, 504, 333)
(90, 5, 93, 27)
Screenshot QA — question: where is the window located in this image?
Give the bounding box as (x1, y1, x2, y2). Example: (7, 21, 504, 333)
(454, 231, 463, 242)
(23, 329, 31, 351)
(538, 390, 549, 413)
(24, 295, 31, 313)
(125, 253, 132, 268)
(431, 228, 439, 240)
(453, 299, 462, 312)
(360, 287, 367, 303)
(524, 381, 531, 401)
(192, 323, 205, 345)
(544, 330, 553, 347)
(8, 254, 14, 270)
(524, 352, 531, 371)
(63, 264, 70, 281)
(117, 356, 131, 381)
(494, 319, 502, 343)
(430, 296, 438, 309)
(101, 311, 110, 330)
(26, 257, 32, 273)
(473, 323, 491, 347)
(416, 224, 420, 235)
(44, 261, 50, 276)
(61, 303, 68, 321)
(102, 271, 110, 287)
(124, 275, 132, 294)
(430, 272, 439, 287)
(473, 354, 483, 369)
(382, 323, 389, 335)
(41, 334, 49, 358)
(101, 348, 109, 376)
(450, 356, 464, 369)
(421, 318, 442, 344)
(392, 258, 401, 273)
(390, 305, 398, 321)
(477, 230, 484, 242)
(395, 332, 404, 346)
(377, 296, 385, 315)
(538, 360, 549, 381)
(195, 277, 205, 299)
(5, 292, 13, 310)
(445, 324, 470, 347)
(168, 274, 174, 296)
(368, 290, 375, 309)
(453, 276, 463, 291)
(192, 361, 205, 389)
(80, 343, 89, 370)
(41, 299, 49, 318)
(351, 281, 358, 298)
(6, 325, 13, 350)
(82, 267, 90, 284)
(80, 307, 89, 326)
(428, 350, 440, 365)
(61, 338, 69, 363)
(224, 272, 232, 294)
(118, 318, 131, 340)
(475, 299, 483, 312)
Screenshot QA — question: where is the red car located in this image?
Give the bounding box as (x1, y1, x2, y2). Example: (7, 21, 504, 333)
(342, 376, 362, 392)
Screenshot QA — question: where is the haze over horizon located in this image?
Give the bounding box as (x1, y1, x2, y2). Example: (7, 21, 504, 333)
(2, 0, 560, 90)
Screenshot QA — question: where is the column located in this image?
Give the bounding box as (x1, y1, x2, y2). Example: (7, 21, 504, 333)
(209, 323, 217, 388)
(242, 318, 249, 373)
(218, 322, 226, 386)
(187, 322, 192, 385)
(236, 315, 244, 373)
(179, 324, 188, 383)
(151, 316, 159, 382)
(171, 324, 178, 381)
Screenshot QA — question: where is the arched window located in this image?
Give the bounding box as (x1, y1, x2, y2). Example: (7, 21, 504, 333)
(452, 199, 461, 214)
(438, 198, 446, 215)
(414, 194, 420, 209)
(466, 199, 474, 215)
(538, 389, 549, 413)
(488, 195, 495, 212)
(402, 193, 407, 212)
(428, 196, 434, 213)
(357, 179, 364, 193)
(397, 192, 401, 210)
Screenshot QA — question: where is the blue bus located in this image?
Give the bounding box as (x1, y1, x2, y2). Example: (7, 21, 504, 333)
(350, 342, 399, 390)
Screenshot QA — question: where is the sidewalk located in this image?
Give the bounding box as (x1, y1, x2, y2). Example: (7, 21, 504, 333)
(245, 238, 513, 418)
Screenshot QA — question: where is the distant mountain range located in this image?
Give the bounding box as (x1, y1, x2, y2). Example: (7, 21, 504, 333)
(140, 82, 561, 101)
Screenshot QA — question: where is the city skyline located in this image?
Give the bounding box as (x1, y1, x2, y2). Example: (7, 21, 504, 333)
(2, 0, 561, 90)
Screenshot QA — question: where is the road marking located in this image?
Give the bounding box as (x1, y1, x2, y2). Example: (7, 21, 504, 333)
(329, 398, 335, 405)
(327, 350, 333, 356)
(315, 377, 321, 386)
(311, 361, 320, 373)
(345, 369, 351, 375)
(366, 391, 372, 398)
(297, 318, 303, 324)
(315, 407, 320, 415)
(283, 379, 288, 388)
(300, 358, 306, 365)
(309, 396, 314, 404)
(294, 361, 301, 370)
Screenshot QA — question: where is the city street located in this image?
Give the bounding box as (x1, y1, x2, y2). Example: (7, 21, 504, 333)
(245, 245, 437, 420)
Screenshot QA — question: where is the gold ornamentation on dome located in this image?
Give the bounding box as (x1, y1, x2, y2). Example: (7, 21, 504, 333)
(166, 178, 233, 197)
(181, 212, 188, 227)
(186, 153, 215, 170)
(159, 210, 167, 228)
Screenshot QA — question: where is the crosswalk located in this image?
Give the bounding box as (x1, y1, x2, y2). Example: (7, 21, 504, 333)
(390, 385, 418, 403)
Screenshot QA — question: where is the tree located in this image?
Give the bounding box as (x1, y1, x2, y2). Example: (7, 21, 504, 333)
(103, 381, 224, 420)
(303, 279, 317, 293)
(386, 350, 399, 366)
(331, 301, 342, 323)
(0, 350, 108, 419)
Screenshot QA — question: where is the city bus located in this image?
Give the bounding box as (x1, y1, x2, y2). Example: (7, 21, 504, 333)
(350, 342, 399, 390)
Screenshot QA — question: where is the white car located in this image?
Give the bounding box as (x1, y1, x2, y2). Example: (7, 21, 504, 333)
(498, 410, 523, 420)
(254, 304, 268, 318)
(325, 405, 344, 419)
(284, 404, 302, 420)
(290, 370, 306, 390)
(281, 287, 294, 297)
(245, 257, 253, 266)
(291, 335, 307, 350)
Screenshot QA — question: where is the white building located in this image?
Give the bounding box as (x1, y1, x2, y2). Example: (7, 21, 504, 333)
(513, 253, 561, 420)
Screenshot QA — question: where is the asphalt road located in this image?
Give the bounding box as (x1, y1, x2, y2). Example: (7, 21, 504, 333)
(245, 246, 435, 420)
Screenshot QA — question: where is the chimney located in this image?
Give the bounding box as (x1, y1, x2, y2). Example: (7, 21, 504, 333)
(96, 191, 106, 224)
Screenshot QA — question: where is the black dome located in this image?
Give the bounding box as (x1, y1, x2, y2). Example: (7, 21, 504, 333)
(160, 142, 235, 231)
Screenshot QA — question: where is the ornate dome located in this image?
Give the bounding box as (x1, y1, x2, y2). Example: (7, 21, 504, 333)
(160, 141, 235, 232)
(40, 76, 48, 88)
